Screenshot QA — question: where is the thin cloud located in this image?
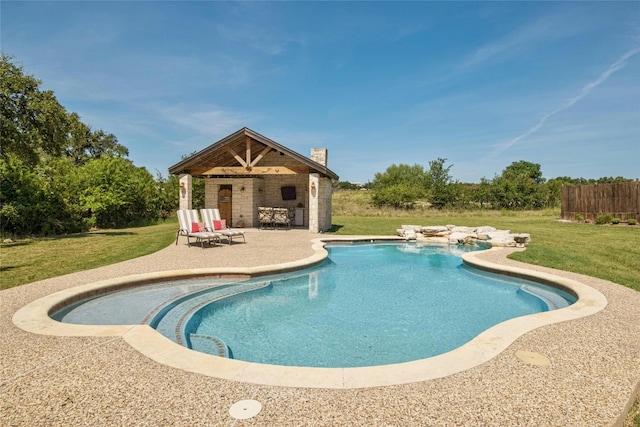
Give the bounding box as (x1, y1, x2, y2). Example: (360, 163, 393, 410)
(157, 104, 251, 137)
(490, 44, 640, 157)
(459, 10, 593, 70)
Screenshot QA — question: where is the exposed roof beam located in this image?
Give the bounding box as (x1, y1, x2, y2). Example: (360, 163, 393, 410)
(249, 146, 272, 168)
(202, 166, 309, 175)
(226, 147, 247, 168)
(245, 136, 251, 167)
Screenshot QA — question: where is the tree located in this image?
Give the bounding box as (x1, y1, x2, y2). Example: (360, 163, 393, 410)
(0, 54, 70, 166)
(371, 164, 428, 208)
(65, 113, 128, 166)
(489, 161, 546, 209)
(540, 178, 562, 208)
(0, 153, 48, 234)
(154, 173, 180, 221)
(0, 55, 169, 236)
(426, 158, 455, 208)
(501, 160, 545, 184)
(0, 153, 87, 235)
(78, 157, 159, 228)
(372, 183, 425, 208)
(472, 177, 493, 208)
(372, 164, 428, 189)
(337, 181, 361, 190)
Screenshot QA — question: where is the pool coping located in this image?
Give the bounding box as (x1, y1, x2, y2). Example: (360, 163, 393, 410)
(12, 237, 608, 389)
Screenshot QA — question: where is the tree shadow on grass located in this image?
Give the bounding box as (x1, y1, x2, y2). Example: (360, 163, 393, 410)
(1, 231, 137, 246)
(2, 230, 138, 244)
(53, 231, 137, 240)
(0, 241, 32, 248)
(326, 224, 344, 233)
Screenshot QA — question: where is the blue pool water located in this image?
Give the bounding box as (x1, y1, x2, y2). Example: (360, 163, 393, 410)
(53, 242, 576, 368)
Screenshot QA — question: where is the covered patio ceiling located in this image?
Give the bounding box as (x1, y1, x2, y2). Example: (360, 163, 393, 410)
(168, 127, 338, 180)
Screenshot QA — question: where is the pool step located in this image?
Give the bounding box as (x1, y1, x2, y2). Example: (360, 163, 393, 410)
(150, 281, 270, 347)
(519, 285, 570, 310)
(189, 334, 231, 358)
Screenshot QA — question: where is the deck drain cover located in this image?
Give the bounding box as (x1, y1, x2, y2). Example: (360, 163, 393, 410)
(515, 350, 551, 366)
(229, 399, 262, 419)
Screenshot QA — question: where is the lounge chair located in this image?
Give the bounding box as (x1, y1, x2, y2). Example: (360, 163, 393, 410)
(200, 208, 246, 244)
(176, 209, 221, 248)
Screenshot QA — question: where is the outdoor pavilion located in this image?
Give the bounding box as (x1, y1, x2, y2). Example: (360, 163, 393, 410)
(168, 127, 339, 232)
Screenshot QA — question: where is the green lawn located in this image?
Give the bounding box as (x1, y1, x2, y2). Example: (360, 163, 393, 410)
(0, 219, 177, 290)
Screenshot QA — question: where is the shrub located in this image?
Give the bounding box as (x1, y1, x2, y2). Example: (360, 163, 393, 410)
(596, 214, 613, 225)
(371, 183, 424, 209)
(611, 217, 621, 224)
(628, 219, 638, 225)
(576, 213, 584, 222)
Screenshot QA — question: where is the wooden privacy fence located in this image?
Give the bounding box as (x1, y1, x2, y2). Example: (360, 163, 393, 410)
(561, 181, 640, 222)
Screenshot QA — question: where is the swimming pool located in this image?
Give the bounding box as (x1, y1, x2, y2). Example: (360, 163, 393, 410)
(52, 242, 576, 368)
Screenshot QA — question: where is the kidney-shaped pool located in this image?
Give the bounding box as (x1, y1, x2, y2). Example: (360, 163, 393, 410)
(53, 242, 577, 368)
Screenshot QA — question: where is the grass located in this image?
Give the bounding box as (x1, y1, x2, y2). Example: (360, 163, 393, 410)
(631, 396, 640, 427)
(624, 393, 640, 427)
(0, 219, 177, 290)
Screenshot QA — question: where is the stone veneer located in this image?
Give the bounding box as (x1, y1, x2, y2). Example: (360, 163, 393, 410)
(204, 175, 309, 228)
(309, 148, 332, 233)
(178, 174, 192, 211)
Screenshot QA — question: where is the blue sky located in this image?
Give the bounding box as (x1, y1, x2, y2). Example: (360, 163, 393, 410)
(2, 1, 639, 183)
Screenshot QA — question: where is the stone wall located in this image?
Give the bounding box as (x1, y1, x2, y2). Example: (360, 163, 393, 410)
(397, 225, 531, 247)
(205, 175, 309, 228)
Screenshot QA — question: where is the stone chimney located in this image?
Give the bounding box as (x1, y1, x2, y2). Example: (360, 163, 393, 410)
(310, 148, 327, 167)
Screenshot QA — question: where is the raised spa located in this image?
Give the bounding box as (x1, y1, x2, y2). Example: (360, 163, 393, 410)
(53, 242, 576, 368)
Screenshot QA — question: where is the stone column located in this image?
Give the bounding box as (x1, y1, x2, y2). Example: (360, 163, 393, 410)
(318, 177, 332, 232)
(179, 174, 192, 211)
(308, 173, 320, 233)
(309, 148, 331, 233)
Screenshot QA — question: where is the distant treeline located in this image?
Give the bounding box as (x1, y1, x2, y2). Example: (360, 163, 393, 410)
(336, 159, 633, 210)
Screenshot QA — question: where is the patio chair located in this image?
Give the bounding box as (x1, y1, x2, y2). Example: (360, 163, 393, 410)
(200, 208, 246, 244)
(176, 210, 221, 248)
(273, 207, 291, 230)
(258, 207, 274, 230)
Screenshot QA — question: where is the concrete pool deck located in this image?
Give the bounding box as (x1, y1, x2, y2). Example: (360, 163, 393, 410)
(2, 229, 640, 425)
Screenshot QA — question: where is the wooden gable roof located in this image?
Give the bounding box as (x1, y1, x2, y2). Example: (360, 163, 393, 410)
(168, 127, 338, 180)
